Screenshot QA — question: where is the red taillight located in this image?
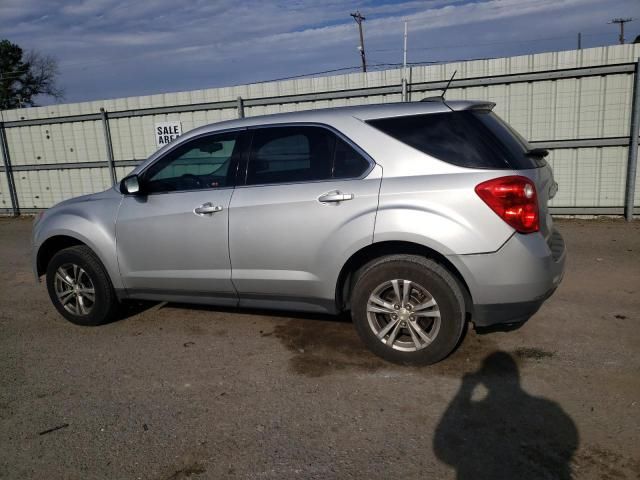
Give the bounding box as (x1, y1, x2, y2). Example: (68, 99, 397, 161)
(475, 176, 539, 233)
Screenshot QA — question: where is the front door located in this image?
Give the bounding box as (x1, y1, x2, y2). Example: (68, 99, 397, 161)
(116, 130, 243, 305)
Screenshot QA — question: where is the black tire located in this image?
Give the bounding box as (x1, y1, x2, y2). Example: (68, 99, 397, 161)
(46, 245, 118, 326)
(351, 255, 466, 365)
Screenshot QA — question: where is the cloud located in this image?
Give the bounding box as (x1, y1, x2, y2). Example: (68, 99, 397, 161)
(1, 0, 638, 104)
(61, 0, 114, 16)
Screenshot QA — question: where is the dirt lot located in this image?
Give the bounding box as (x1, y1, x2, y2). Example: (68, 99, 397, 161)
(0, 217, 638, 479)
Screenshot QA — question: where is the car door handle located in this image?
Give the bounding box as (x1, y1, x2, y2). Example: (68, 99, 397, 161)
(194, 202, 223, 215)
(318, 192, 354, 203)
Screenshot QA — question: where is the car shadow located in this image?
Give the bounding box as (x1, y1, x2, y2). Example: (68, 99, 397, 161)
(108, 299, 161, 323)
(433, 351, 579, 479)
(114, 299, 352, 325)
(163, 302, 353, 324)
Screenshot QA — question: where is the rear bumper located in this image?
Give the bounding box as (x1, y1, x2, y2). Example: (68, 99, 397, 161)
(471, 286, 557, 327)
(448, 228, 566, 327)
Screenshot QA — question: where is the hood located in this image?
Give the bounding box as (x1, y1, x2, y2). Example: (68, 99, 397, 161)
(50, 187, 121, 210)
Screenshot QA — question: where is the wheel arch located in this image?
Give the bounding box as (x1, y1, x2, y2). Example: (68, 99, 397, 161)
(335, 240, 472, 314)
(36, 235, 88, 277)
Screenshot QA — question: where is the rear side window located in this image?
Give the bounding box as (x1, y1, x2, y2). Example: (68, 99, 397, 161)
(246, 126, 370, 185)
(367, 111, 542, 170)
(333, 137, 371, 179)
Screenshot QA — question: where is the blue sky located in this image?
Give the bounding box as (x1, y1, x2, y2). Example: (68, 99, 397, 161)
(1, 0, 639, 105)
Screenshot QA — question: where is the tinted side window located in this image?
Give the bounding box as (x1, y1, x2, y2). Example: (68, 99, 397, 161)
(144, 133, 239, 193)
(247, 127, 335, 185)
(333, 137, 370, 179)
(367, 111, 540, 170)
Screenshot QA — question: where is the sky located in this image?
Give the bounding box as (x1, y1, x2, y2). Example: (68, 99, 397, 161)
(1, 0, 639, 105)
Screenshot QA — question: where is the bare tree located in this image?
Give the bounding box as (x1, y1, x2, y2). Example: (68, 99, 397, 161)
(0, 39, 64, 109)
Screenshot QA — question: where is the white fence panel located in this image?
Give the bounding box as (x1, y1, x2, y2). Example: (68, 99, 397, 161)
(1, 44, 639, 213)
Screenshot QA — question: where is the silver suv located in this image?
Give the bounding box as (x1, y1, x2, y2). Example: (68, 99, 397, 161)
(32, 100, 565, 364)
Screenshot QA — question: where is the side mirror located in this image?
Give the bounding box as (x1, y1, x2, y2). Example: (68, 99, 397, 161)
(120, 174, 141, 195)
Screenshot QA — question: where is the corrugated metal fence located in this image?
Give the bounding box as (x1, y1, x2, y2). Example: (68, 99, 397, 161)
(1, 44, 639, 217)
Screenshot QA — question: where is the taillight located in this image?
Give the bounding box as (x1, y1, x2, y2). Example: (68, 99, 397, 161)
(475, 176, 539, 233)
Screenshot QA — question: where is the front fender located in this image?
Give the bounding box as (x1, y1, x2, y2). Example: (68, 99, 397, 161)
(32, 192, 123, 289)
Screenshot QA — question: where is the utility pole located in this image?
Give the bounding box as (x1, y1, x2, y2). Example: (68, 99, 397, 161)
(0, 72, 5, 111)
(402, 21, 408, 101)
(351, 11, 367, 73)
(609, 18, 633, 44)
(577, 32, 582, 50)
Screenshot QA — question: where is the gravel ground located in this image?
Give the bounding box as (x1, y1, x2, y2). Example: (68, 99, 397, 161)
(0, 216, 639, 479)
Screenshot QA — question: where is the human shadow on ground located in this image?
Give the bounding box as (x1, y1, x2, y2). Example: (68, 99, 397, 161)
(433, 351, 579, 480)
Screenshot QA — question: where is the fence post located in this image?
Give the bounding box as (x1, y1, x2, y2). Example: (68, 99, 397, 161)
(625, 58, 640, 221)
(0, 122, 20, 216)
(100, 108, 117, 186)
(236, 96, 245, 119)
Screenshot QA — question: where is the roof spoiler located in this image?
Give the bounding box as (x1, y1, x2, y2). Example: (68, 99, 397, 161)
(466, 101, 496, 111)
(418, 98, 496, 112)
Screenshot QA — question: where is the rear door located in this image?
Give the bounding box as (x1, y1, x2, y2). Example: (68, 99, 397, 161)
(228, 124, 381, 312)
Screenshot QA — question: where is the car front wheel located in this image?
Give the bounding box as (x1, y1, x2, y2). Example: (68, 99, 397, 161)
(46, 245, 118, 326)
(351, 255, 466, 365)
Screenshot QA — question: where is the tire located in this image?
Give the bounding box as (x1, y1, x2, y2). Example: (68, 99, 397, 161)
(351, 255, 466, 365)
(45, 245, 118, 326)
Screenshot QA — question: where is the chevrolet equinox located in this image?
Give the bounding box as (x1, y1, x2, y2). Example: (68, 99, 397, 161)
(32, 100, 566, 364)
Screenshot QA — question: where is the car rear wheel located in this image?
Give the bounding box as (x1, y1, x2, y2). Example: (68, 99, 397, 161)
(46, 245, 118, 326)
(351, 255, 466, 365)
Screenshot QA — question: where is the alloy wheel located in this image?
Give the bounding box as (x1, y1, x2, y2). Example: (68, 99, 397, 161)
(54, 263, 96, 316)
(366, 279, 441, 352)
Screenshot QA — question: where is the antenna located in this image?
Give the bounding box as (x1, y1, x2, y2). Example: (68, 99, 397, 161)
(420, 70, 458, 104)
(441, 70, 457, 99)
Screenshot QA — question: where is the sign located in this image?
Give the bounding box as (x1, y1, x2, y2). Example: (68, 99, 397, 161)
(155, 121, 182, 147)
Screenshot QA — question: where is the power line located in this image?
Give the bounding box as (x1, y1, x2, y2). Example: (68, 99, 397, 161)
(368, 31, 614, 54)
(0, 55, 490, 109)
(248, 57, 493, 86)
(251, 66, 362, 84)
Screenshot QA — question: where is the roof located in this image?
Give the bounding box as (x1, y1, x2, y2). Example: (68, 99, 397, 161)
(189, 99, 494, 134)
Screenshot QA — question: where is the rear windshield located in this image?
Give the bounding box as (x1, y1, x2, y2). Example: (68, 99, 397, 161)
(367, 110, 545, 170)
